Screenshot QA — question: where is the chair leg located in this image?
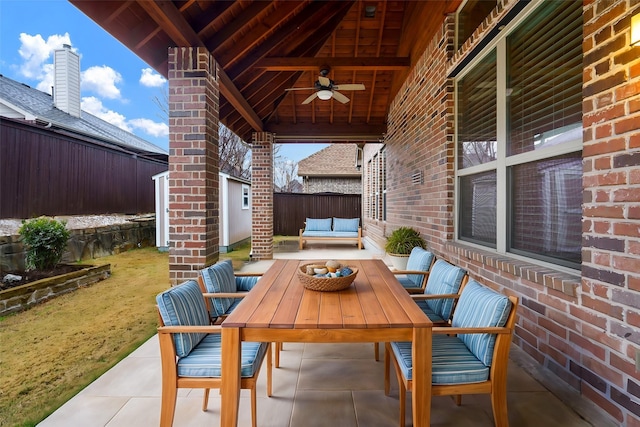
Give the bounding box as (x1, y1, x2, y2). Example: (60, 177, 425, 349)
(275, 342, 281, 368)
(267, 343, 273, 397)
(202, 389, 210, 411)
(453, 395, 462, 406)
(251, 385, 257, 427)
(384, 343, 391, 396)
(374, 342, 379, 361)
(491, 381, 509, 427)
(159, 382, 178, 427)
(398, 376, 406, 427)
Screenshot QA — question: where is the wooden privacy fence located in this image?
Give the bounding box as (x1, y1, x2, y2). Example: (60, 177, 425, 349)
(273, 192, 362, 236)
(1, 119, 167, 219)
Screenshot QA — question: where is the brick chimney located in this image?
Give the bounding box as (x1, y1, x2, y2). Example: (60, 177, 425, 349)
(53, 44, 81, 118)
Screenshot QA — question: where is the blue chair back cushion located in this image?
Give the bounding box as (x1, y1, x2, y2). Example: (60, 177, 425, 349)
(332, 217, 359, 232)
(424, 259, 466, 321)
(452, 279, 512, 366)
(156, 280, 210, 358)
(390, 337, 490, 384)
(177, 334, 268, 378)
(200, 260, 237, 317)
(405, 247, 435, 286)
(305, 218, 332, 231)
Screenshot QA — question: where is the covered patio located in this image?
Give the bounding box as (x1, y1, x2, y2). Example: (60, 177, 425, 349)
(37, 245, 612, 427)
(69, 1, 640, 426)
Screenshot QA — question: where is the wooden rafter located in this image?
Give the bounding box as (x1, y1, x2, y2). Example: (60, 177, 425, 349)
(138, 0, 263, 132)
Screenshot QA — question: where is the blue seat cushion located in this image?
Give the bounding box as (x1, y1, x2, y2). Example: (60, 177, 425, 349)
(424, 259, 466, 322)
(390, 336, 489, 384)
(200, 260, 237, 317)
(156, 280, 210, 358)
(177, 334, 268, 378)
(405, 247, 435, 286)
(396, 276, 423, 292)
(452, 280, 512, 366)
(414, 300, 447, 324)
(235, 276, 259, 292)
(305, 218, 332, 231)
(332, 217, 359, 232)
(302, 230, 359, 238)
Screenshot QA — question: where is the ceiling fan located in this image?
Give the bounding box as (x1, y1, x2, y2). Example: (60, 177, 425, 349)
(285, 68, 365, 104)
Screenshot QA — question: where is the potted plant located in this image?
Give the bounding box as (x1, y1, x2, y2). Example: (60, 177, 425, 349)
(384, 226, 427, 270)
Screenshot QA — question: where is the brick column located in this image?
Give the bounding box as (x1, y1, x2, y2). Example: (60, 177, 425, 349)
(168, 47, 219, 285)
(251, 132, 274, 260)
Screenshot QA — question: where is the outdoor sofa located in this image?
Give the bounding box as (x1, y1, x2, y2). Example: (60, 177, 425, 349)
(299, 217, 362, 250)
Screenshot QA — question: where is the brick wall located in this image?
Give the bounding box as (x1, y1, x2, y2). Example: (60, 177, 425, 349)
(303, 177, 361, 194)
(362, 1, 640, 424)
(168, 47, 220, 285)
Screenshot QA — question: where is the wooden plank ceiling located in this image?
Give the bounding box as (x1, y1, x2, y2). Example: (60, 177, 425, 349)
(70, 1, 460, 143)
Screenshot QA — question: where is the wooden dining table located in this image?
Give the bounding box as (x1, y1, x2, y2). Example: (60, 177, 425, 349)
(220, 259, 433, 426)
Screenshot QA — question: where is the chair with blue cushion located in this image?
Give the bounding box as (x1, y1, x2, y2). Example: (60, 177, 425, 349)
(198, 260, 282, 367)
(374, 256, 465, 361)
(198, 259, 261, 324)
(156, 279, 272, 427)
(385, 280, 518, 427)
(411, 258, 468, 324)
(392, 247, 436, 294)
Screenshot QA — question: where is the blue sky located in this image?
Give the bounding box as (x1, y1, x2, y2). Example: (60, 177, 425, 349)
(0, 0, 327, 162)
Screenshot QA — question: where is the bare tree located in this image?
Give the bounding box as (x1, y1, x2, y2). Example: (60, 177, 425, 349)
(273, 156, 300, 192)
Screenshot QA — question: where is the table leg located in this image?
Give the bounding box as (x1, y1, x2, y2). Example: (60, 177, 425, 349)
(221, 327, 241, 427)
(412, 326, 431, 427)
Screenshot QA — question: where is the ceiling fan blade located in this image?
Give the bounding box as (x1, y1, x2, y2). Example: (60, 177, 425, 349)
(333, 83, 365, 91)
(285, 87, 316, 91)
(318, 76, 331, 86)
(332, 90, 350, 104)
(302, 92, 319, 104)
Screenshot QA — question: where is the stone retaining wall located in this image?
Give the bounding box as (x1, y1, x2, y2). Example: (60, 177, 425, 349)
(0, 219, 155, 273)
(0, 264, 111, 316)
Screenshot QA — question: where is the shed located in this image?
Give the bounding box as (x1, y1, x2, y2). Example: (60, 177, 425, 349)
(153, 171, 251, 252)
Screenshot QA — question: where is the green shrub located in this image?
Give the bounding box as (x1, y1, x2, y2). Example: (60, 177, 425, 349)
(18, 217, 71, 270)
(384, 227, 426, 255)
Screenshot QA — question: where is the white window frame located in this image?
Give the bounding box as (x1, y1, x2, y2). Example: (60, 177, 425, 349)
(453, 0, 582, 273)
(241, 184, 250, 210)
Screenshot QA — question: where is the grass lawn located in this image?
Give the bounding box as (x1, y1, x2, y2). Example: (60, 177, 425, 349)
(0, 238, 278, 427)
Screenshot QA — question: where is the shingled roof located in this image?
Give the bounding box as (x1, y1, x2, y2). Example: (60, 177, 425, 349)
(297, 144, 361, 177)
(0, 74, 167, 158)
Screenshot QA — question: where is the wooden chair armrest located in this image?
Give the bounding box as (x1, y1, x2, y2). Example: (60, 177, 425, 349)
(432, 326, 511, 335)
(235, 272, 263, 277)
(202, 292, 249, 298)
(411, 293, 459, 300)
(392, 270, 429, 275)
(158, 325, 222, 334)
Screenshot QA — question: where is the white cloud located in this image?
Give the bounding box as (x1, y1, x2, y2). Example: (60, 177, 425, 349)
(129, 118, 169, 137)
(35, 63, 54, 94)
(17, 32, 72, 80)
(81, 66, 123, 100)
(81, 96, 132, 132)
(139, 68, 166, 87)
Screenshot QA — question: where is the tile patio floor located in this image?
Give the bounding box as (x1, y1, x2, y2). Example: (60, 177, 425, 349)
(37, 242, 615, 427)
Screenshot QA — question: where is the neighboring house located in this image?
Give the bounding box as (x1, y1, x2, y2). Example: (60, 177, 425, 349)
(0, 45, 168, 219)
(297, 144, 361, 194)
(153, 171, 251, 253)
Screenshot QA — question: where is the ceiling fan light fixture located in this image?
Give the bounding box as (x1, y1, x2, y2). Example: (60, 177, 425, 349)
(317, 89, 333, 100)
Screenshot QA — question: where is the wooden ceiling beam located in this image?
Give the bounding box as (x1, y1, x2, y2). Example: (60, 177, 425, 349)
(265, 123, 386, 142)
(204, 2, 271, 46)
(254, 56, 410, 71)
(213, 1, 304, 68)
(226, 1, 350, 81)
(137, 0, 263, 132)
